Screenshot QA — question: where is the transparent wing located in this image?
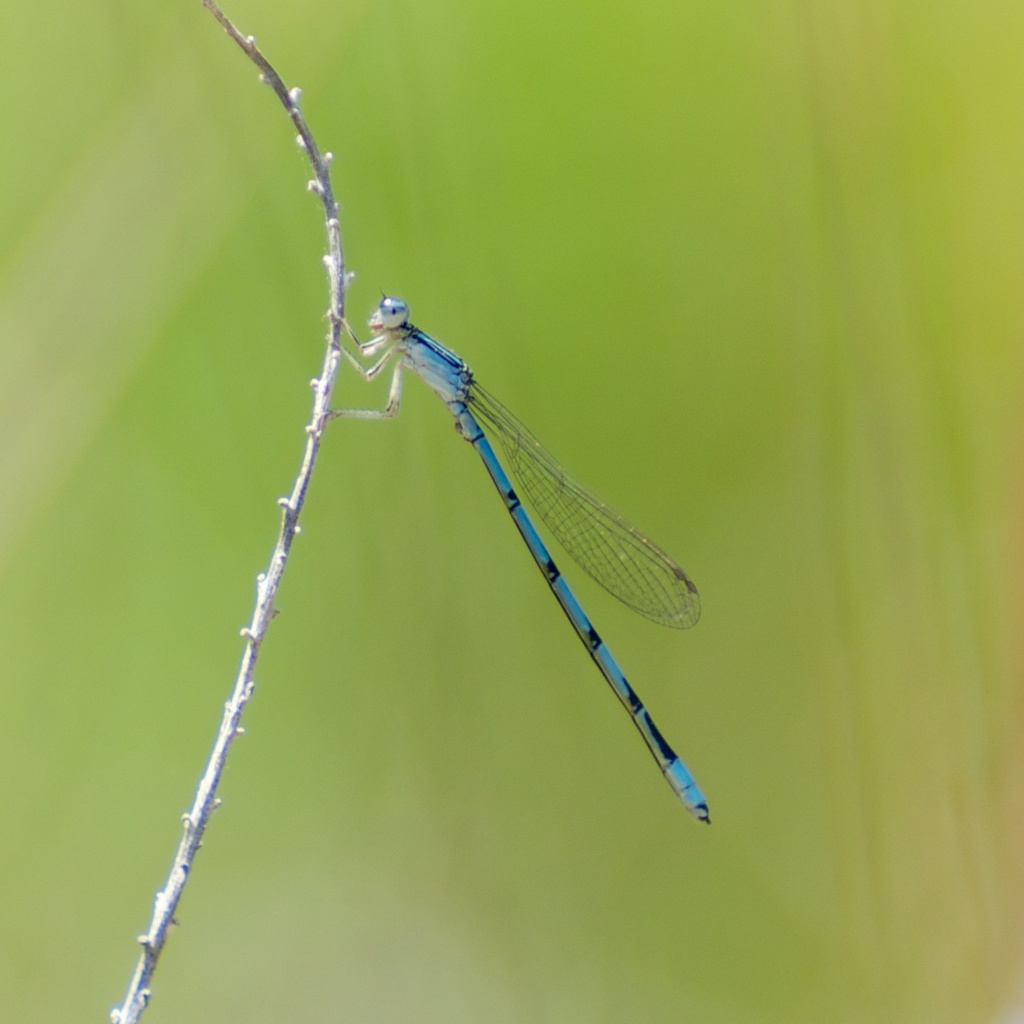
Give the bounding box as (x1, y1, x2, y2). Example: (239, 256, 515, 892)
(467, 382, 700, 629)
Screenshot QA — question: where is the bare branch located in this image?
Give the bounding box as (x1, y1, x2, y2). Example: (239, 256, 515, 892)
(111, 4, 350, 1020)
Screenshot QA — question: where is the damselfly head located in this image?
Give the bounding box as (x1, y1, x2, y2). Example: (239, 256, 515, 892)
(370, 296, 410, 332)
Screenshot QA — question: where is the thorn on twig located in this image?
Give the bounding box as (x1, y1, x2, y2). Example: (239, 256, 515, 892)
(289, 86, 302, 105)
(324, 152, 334, 164)
(240, 627, 256, 640)
(296, 134, 307, 150)
(308, 180, 324, 195)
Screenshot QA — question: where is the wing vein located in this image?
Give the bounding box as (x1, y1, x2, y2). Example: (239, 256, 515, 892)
(467, 383, 700, 629)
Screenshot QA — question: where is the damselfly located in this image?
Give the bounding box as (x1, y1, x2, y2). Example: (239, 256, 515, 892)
(333, 298, 709, 822)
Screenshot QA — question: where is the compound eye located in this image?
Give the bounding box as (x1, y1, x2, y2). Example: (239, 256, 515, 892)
(378, 296, 409, 329)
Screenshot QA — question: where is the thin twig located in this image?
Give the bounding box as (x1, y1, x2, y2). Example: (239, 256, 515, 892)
(111, 4, 349, 1020)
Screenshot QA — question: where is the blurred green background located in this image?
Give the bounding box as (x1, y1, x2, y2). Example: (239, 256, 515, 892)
(1, 0, 1022, 1020)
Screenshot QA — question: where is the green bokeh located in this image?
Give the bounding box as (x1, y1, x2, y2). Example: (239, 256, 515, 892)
(1, 1, 1022, 1021)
